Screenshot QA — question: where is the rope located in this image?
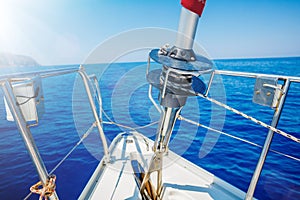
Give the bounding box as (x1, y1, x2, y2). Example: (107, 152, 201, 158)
(178, 115, 300, 162)
(196, 93, 300, 144)
(24, 122, 97, 200)
(29, 175, 56, 200)
(159, 69, 299, 144)
(16, 86, 40, 105)
(23, 75, 158, 200)
(22, 73, 299, 200)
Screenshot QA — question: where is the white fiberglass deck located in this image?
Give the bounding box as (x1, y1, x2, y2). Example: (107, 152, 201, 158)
(79, 132, 246, 200)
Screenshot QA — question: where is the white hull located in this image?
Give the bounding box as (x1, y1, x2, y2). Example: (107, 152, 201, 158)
(80, 132, 246, 200)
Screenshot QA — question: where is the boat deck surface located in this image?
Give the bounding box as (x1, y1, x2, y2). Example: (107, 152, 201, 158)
(79, 132, 246, 200)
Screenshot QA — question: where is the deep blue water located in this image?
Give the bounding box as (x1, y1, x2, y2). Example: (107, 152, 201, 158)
(0, 57, 300, 199)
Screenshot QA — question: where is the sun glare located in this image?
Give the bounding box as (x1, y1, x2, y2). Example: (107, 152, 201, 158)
(0, 1, 17, 52)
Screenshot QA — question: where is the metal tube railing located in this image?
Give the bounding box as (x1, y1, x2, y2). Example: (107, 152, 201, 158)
(215, 69, 300, 83)
(0, 67, 79, 83)
(1, 80, 59, 200)
(78, 66, 110, 162)
(205, 69, 299, 199)
(88, 74, 103, 122)
(245, 79, 291, 199)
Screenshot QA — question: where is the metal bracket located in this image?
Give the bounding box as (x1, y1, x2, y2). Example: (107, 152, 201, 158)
(4, 76, 44, 126)
(252, 77, 282, 109)
(168, 46, 196, 61)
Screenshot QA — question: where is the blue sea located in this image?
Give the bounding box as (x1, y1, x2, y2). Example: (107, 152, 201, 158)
(0, 57, 300, 199)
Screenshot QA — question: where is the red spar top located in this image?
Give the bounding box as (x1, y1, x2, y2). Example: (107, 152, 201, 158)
(181, 0, 206, 16)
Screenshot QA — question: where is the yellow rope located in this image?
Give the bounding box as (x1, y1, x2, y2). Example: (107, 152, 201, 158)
(30, 175, 56, 200)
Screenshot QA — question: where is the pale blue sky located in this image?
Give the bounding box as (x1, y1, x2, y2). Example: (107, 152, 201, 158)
(0, 0, 299, 65)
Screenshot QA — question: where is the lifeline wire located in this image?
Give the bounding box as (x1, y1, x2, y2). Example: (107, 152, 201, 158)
(155, 66, 300, 144)
(90, 77, 159, 131)
(24, 122, 97, 200)
(178, 115, 300, 162)
(196, 93, 300, 144)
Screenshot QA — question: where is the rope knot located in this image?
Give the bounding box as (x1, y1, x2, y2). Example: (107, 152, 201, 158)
(30, 174, 56, 200)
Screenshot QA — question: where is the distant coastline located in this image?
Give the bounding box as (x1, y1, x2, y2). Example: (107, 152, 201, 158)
(0, 52, 39, 67)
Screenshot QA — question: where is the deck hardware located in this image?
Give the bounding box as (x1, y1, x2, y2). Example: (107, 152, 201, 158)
(139, 152, 163, 199)
(142, 3, 212, 199)
(252, 77, 282, 109)
(4, 76, 44, 126)
(126, 139, 134, 144)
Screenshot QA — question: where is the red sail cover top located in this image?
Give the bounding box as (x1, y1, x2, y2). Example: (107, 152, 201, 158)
(181, 0, 206, 16)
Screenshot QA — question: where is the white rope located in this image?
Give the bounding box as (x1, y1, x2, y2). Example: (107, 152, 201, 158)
(178, 115, 300, 162)
(196, 93, 300, 144)
(160, 70, 300, 144)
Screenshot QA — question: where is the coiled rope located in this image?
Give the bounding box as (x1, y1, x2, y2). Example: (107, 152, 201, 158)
(29, 175, 56, 200)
